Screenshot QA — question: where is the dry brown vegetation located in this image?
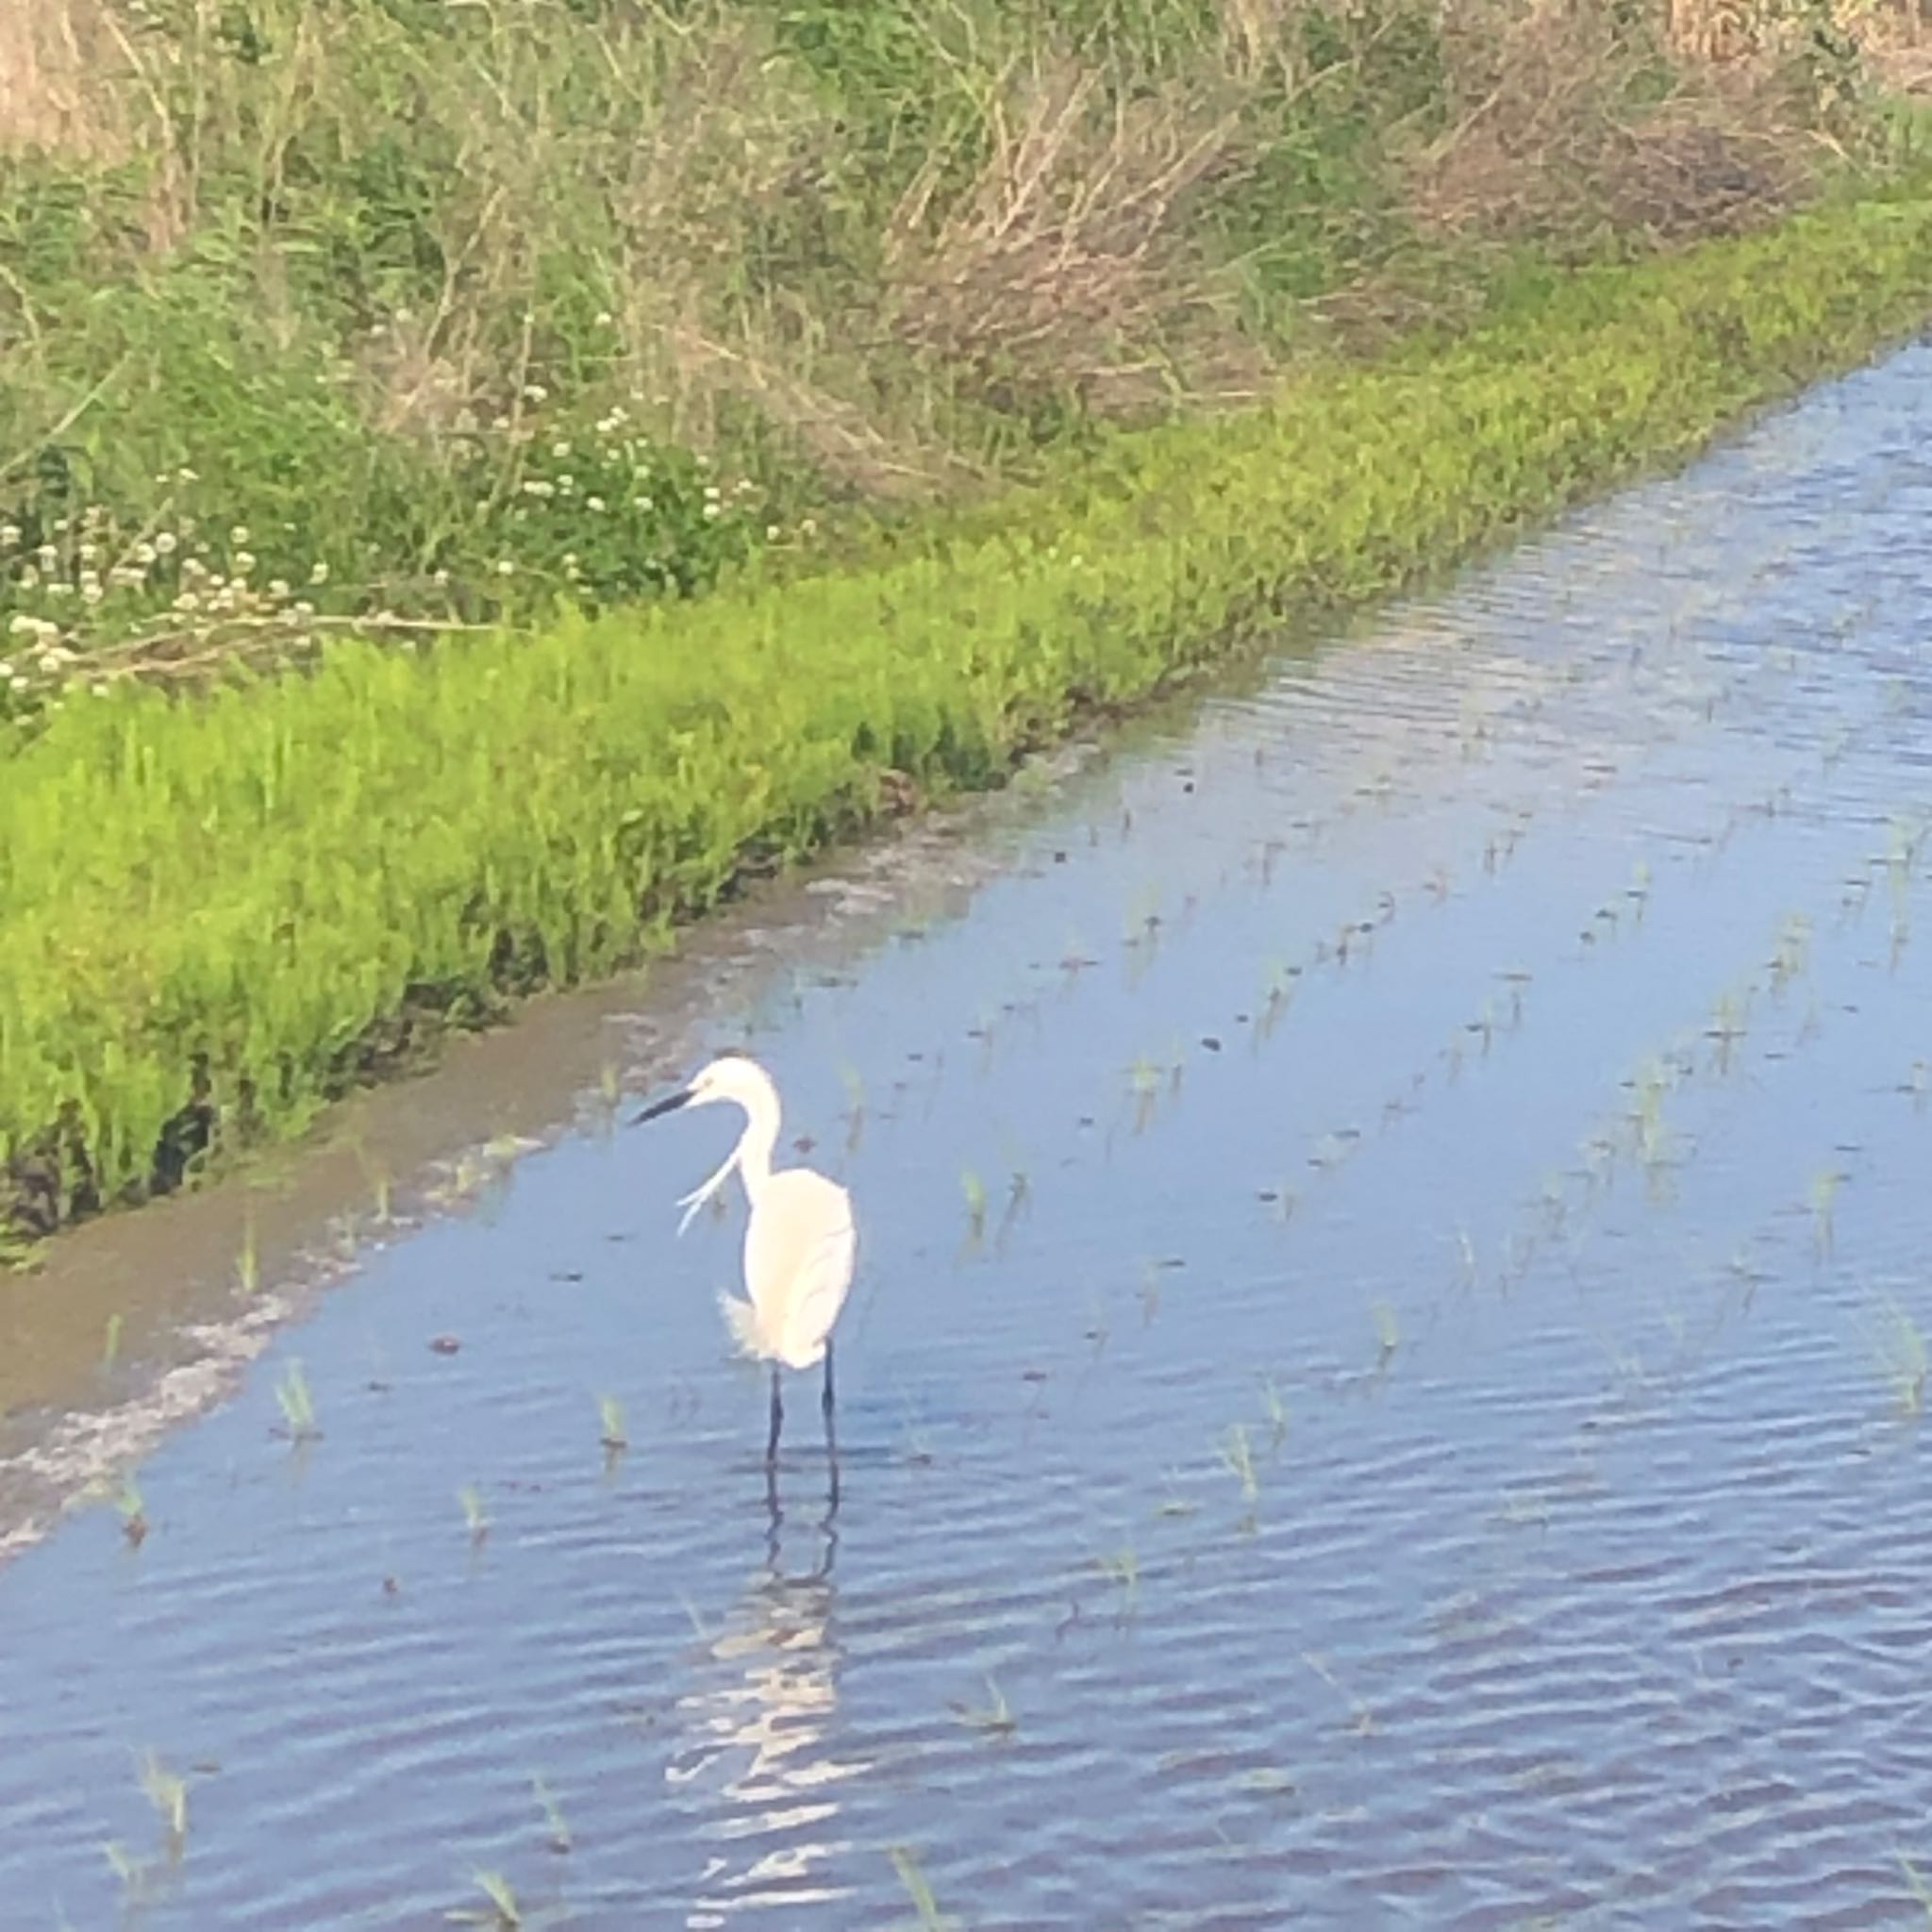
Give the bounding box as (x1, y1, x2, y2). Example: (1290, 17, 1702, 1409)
(1409, 0, 1818, 246)
(882, 59, 1247, 406)
(0, 0, 131, 161)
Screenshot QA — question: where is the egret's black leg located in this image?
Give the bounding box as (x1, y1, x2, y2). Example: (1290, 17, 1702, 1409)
(766, 1364, 784, 1470)
(822, 1341, 841, 1514)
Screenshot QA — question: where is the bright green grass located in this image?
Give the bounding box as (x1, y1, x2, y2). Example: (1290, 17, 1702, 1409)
(5, 197, 1932, 1243)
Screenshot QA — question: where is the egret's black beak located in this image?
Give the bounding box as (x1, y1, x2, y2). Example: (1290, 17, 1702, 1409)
(628, 1088, 691, 1126)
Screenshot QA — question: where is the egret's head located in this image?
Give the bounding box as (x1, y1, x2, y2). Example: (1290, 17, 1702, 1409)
(628, 1049, 774, 1125)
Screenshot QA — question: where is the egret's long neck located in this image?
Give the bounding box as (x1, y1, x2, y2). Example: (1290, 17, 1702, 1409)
(734, 1084, 781, 1202)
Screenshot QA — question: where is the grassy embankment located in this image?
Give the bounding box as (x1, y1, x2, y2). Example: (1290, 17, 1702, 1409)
(8, 202, 1932, 1248)
(4, 0, 1932, 1247)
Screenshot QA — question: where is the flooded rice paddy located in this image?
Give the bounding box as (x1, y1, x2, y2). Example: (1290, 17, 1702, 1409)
(6, 345, 1932, 1927)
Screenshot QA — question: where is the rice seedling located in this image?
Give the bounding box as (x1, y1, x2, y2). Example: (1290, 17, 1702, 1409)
(1579, 1130, 1618, 1193)
(1496, 967, 1532, 1024)
(447, 1871, 523, 1927)
(1123, 885, 1163, 948)
(1084, 1289, 1110, 1356)
(1371, 1302, 1401, 1362)
(1707, 991, 1748, 1073)
(101, 1310, 123, 1371)
(1500, 1227, 1539, 1292)
(1866, 1294, 1928, 1416)
(1630, 1059, 1672, 1171)
(832, 1057, 868, 1152)
(1138, 1260, 1161, 1325)
(103, 1840, 150, 1903)
(597, 1394, 627, 1453)
(459, 1485, 491, 1543)
(533, 1775, 572, 1856)
(1260, 1183, 1300, 1224)
(888, 1845, 952, 1932)
(1769, 912, 1813, 993)
(1095, 1541, 1141, 1612)
(1302, 1650, 1375, 1738)
(1809, 1167, 1846, 1251)
(1881, 808, 1926, 895)
(116, 1475, 149, 1546)
(1220, 1424, 1259, 1505)
(274, 1359, 318, 1442)
(949, 1677, 1017, 1737)
(1058, 931, 1098, 983)
(136, 1750, 188, 1849)
(676, 1591, 716, 1644)
(1538, 1172, 1569, 1232)
(959, 1168, 987, 1243)
(1898, 1851, 1932, 1924)
(1260, 1375, 1290, 1450)
(999, 1139, 1032, 1227)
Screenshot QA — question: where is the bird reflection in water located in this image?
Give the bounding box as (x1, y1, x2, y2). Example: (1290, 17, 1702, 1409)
(669, 1480, 866, 1927)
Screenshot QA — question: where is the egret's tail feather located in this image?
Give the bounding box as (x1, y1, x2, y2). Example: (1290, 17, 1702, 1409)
(718, 1291, 764, 1359)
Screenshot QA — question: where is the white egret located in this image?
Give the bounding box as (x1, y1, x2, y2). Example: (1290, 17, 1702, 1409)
(631, 1052, 857, 1491)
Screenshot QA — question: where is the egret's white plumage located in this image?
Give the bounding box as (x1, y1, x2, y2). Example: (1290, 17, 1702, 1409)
(737, 1168, 856, 1369)
(633, 1052, 856, 1481)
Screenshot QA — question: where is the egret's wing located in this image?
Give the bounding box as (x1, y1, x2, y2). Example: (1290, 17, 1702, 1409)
(745, 1173, 857, 1369)
(778, 1220, 858, 1368)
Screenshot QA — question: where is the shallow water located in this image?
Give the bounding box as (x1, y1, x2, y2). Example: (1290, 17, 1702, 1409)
(6, 344, 1932, 1928)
